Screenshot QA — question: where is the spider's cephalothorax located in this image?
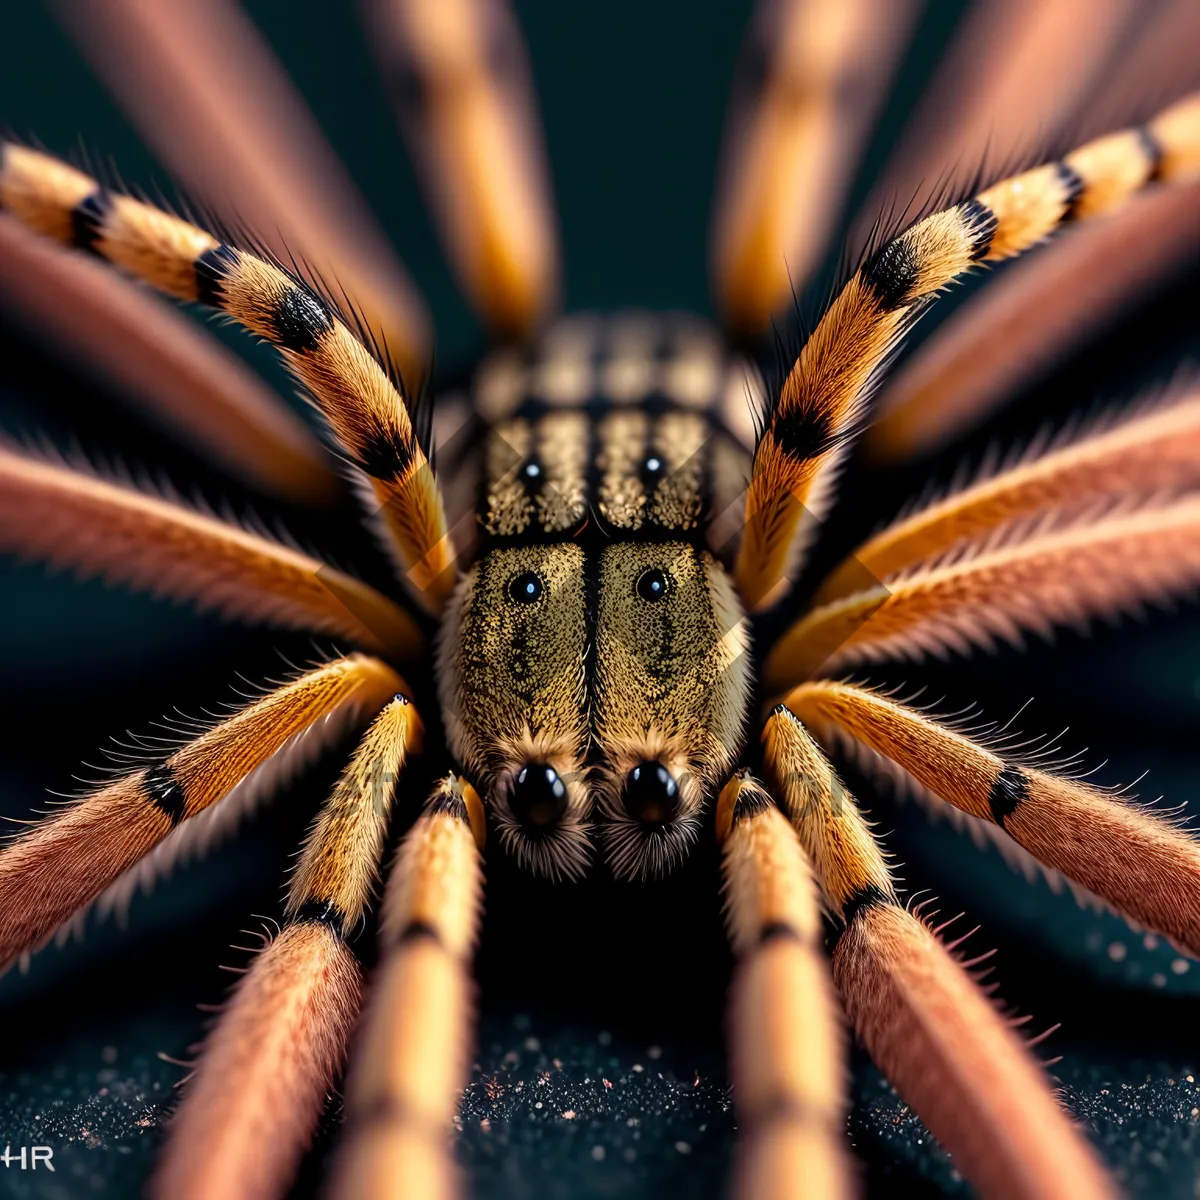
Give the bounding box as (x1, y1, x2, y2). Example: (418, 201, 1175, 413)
(1, 4, 1200, 1200)
(439, 315, 756, 880)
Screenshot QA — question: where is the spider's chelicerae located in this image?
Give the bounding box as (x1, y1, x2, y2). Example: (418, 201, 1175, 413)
(1, 1, 1200, 1197)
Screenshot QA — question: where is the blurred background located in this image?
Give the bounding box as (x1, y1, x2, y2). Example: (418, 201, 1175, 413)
(0, 1, 1199, 1196)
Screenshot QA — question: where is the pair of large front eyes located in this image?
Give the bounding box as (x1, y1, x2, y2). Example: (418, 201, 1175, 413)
(506, 568, 670, 605)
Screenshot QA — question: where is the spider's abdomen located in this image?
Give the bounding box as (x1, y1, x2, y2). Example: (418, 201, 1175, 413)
(436, 313, 759, 879)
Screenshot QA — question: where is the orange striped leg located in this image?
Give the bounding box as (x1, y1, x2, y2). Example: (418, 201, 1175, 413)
(734, 89, 1200, 612)
(0, 215, 335, 503)
(717, 774, 855, 1200)
(363, 0, 559, 337)
(859, 0, 1135, 240)
(0, 655, 402, 973)
(782, 680, 1200, 957)
(59, 0, 430, 383)
(152, 695, 423, 1200)
(866, 180, 1200, 465)
(0, 445, 422, 659)
(0, 142, 455, 609)
(330, 775, 485, 1200)
(761, 706, 1116, 1200)
(861, 0, 1200, 469)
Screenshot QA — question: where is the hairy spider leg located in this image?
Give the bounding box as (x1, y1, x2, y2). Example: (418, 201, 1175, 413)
(152, 695, 422, 1200)
(761, 706, 1116, 1200)
(710, 0, 917, 339)
(330, 775, 484, 1200)
(781, 681, 1200, 959)
(718, 775, 855, 1200)
(363, 0, 560, 338)
(0, 142, 456, 610)
(766, 496, 1200, 685)
(0, 445, 422, 659)
(817, 380, 1200, 602)
(0, 216, 336, 503)
(735, 91, 1200, 613)
(867, 179, 1200, 463)
(859, 0, 1135, 238)
(0, 655, 402, 973)
(58, 0, 431, 382)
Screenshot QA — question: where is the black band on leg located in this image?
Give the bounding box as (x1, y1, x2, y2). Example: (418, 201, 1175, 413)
(290, 899, 350, 933)
(988, 764, 1030, 828)
(194, 243, 240, 308)
(840, 883, 890, 928)
(72, 189, 112, 254)
(142, 763, 188, 827)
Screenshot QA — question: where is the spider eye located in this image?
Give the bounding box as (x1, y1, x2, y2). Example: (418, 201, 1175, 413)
(622, 762, 681, 827)
(635, 567, 670, 602)
(507, 571, 545, 604)
(510, 764, 569, 831)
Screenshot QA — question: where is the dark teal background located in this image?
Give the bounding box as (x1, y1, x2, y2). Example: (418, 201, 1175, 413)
(1, 2, 1200, 1197)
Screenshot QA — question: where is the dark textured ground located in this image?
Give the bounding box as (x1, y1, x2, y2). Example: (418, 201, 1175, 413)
(3, 737, 1200, 1199)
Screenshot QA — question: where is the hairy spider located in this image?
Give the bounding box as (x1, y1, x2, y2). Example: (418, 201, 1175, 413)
(0, 2, 1199, 1197)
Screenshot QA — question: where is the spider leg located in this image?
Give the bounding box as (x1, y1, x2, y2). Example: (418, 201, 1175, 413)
(0, 654, 402, 973)
(867, 180, 1200, 464)
(0, 144, 456, 609)
(709, 0, 917, 339)
(733, 89, 1200, 613)
(717, 774, 854, 1200)
(866, 0, 1200, 465)
(363, 0, 559, 338)
(781, 680, 1200, 958)
(764, 496, 1200, 686)
(861, 0, 1136, 234)
(761, 705, 1116, 1199)
(331, 774, 484, 1200)
(152, 694, 421, 1200)
(0, 216, 336, 503)
(58, 0, 431, 381)
(0, 445, 421, 658)
(816, 380, 1200, 603)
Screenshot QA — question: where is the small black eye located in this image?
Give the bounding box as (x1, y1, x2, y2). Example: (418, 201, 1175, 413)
(522, 459, 542, 480)
(508, 571, 545, 604)
(510, 763, 569, 831)
(635, 567, 670, 602)
(623, 761, 681, 827)
(644, 455, 663, 475)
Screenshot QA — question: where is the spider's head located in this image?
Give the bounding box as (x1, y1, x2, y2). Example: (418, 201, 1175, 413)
(437, 539, 751, 880)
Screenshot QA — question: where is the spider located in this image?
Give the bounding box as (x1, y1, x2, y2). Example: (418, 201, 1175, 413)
(0, 1, 1199, 1197)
